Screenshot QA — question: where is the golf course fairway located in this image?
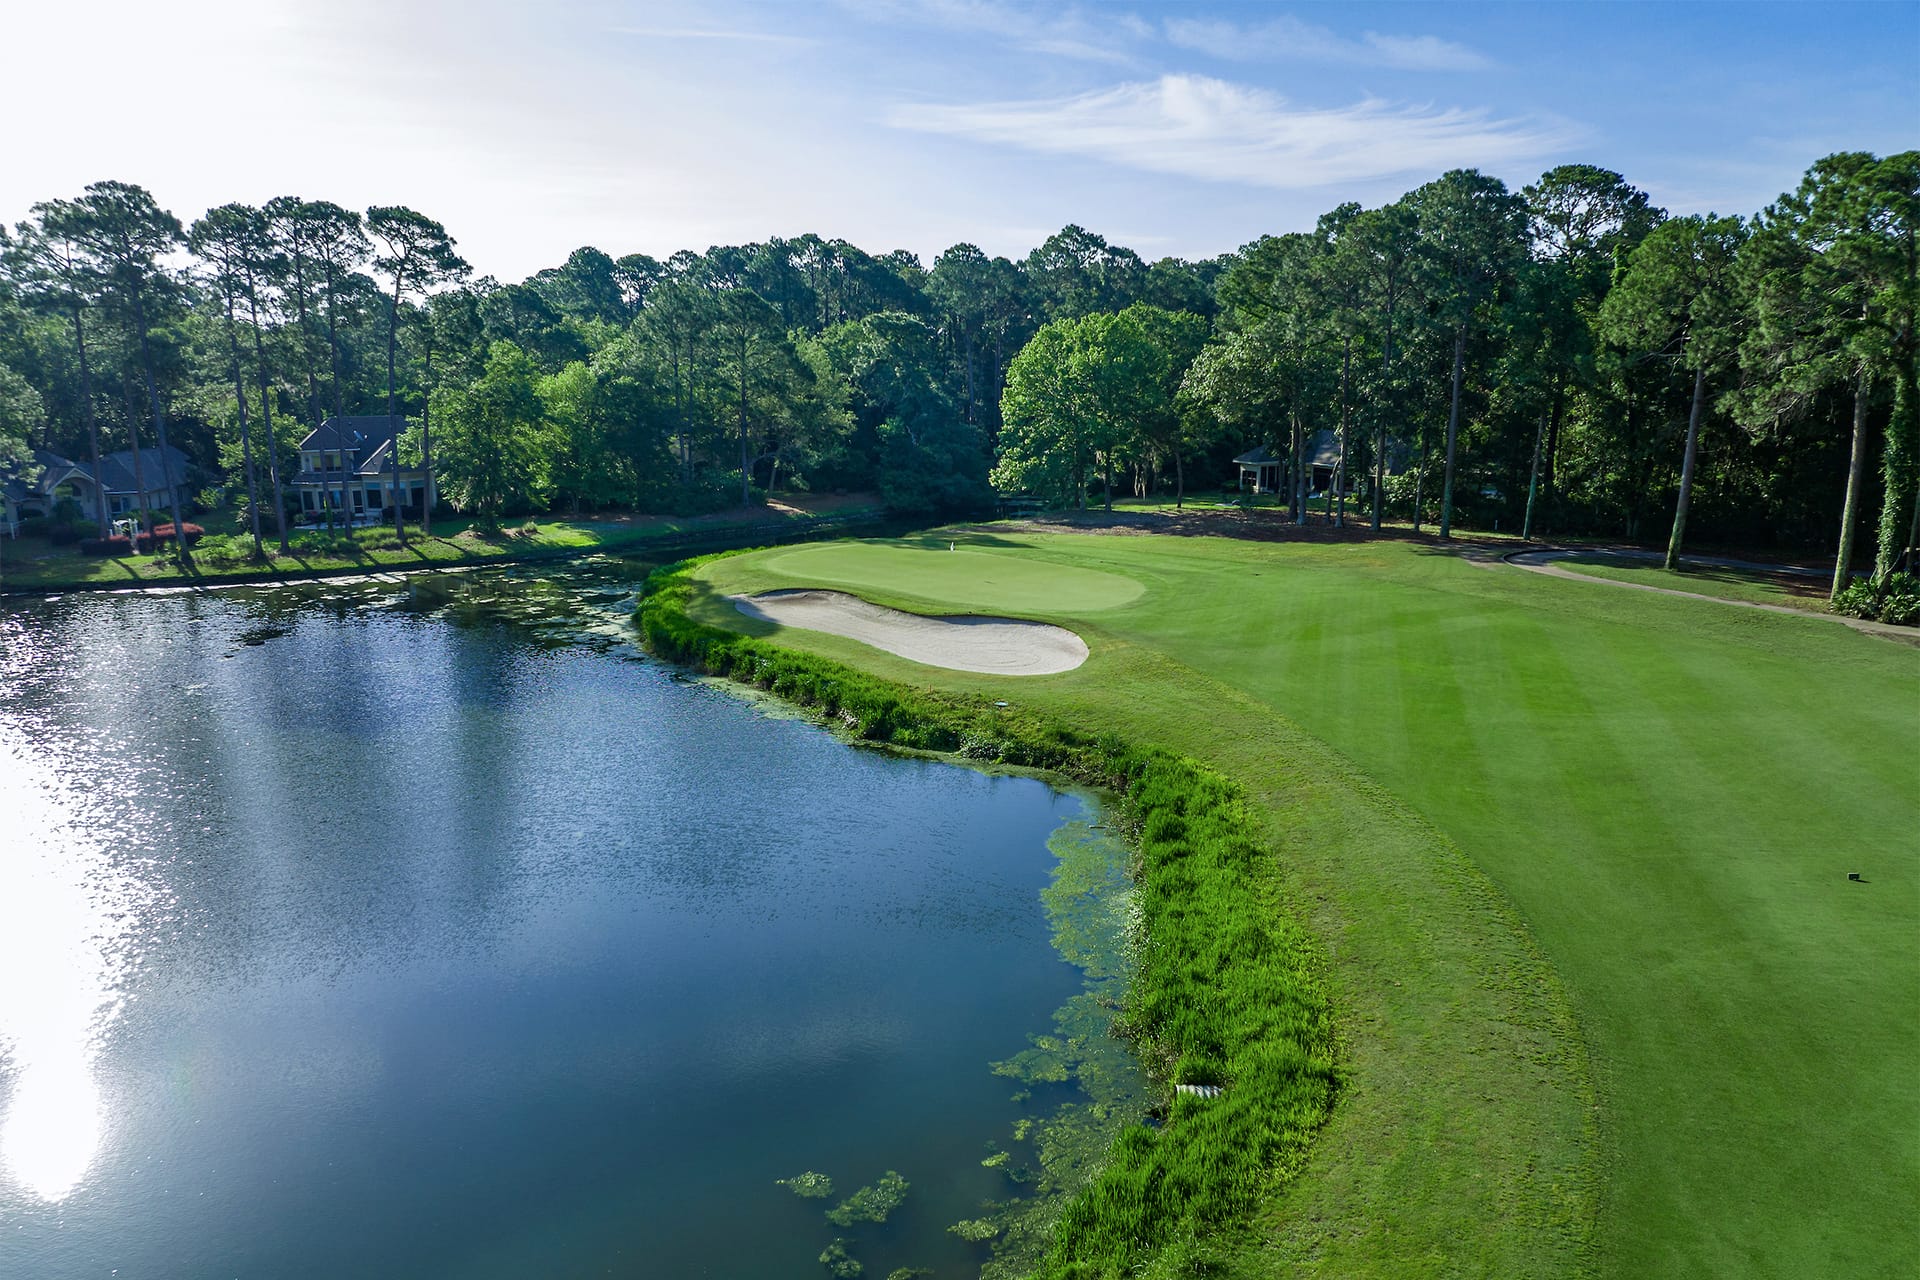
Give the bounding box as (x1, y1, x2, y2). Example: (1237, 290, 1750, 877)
(686, 529, 1919, 1279)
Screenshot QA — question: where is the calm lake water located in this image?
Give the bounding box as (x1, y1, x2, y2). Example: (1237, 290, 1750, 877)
(0, 563, 1130, 1278)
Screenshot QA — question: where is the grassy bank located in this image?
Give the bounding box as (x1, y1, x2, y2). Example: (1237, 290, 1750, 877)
(640, 559, 1337, 1276)
(0, 497, 884, 593)
(688, 529, 1918, 1278)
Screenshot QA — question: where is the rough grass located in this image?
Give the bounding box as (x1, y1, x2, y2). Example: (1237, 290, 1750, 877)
(694, 530, 1919, 1278)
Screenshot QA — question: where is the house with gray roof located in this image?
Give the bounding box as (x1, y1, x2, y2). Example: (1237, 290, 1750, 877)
(94, 445, 194, 518)
(1235, 430, 1410, 499)
(293, 416, 433, 521)
(1, 444, 191, 535)
(2, 449, 99, 535)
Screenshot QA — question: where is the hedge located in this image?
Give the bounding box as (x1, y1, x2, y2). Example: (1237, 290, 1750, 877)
(79, 522, 205, 556)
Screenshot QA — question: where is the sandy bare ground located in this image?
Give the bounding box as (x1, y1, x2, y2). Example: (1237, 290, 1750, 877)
(732, 589, 1089, 674)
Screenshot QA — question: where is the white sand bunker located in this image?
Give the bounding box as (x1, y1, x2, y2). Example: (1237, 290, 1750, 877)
(733, 589, 1089, 675)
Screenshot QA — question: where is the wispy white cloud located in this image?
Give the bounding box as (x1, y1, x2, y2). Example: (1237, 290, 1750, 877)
(1165, 15, 1492, 72)
(838, 0, 1141, 63)
(890, 74, 1578, 188)
(607, 26, 817, 46)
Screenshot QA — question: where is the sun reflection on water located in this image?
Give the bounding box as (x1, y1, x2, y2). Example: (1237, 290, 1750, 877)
(0, 728, 144, 1202)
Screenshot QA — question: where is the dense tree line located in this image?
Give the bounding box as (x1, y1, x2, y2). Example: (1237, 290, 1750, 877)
(0, 200, 1211, 555)
(998, 153, 1916, 603)
(1, 152, 1913, 598)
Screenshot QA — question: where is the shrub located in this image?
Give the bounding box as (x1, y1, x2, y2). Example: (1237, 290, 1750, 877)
(193, 533, 265, 567)
(48, 521, 85, 545)
(148, 522, 205, 547)
(78, 522, 206, 556)
(1833, 572, 1920, 627)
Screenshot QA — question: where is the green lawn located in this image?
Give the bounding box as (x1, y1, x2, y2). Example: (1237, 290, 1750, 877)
(695, 530, 1919, 1278)
(750, 540, 1144, 612)
(1549, 552, 1830, 610)
(0, 499, 881, 591)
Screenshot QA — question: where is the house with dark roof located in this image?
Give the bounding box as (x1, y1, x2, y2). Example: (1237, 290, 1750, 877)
(1, 444, 191, 535)
(292, 416, 433, 521)
(1235, 430, 1410, 498)
(94, 445, 194, 519)
(2, 449, 100, 535)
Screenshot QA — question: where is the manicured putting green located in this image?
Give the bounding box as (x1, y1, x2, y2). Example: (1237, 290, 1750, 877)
(749, 539, 1144, 614)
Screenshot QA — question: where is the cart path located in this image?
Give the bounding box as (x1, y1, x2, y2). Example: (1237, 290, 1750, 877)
(1502, 547, 1917, 643)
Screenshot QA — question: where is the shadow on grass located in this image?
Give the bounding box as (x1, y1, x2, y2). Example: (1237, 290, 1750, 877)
(1560, 553, 1825, 602)
(980, 505, 1480, 549)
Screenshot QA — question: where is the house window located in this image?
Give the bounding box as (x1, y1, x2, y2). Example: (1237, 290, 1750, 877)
(367, 489, 383, 509)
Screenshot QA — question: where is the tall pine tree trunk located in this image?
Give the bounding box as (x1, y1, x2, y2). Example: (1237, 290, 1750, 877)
(1523, 409, 1548, 541)
(1373, 292, 1394, 532)
(69, 307, 108, 538)
(1336, 337, 1351, 528)
(121, 372, 149, 538)
(737, 343, 752, 508)
(325, 263, 353, 530)
(222, 295, 264, 559)
(1413, 432, 1429, 534)
(1438, 323, 1466, 539)
(245, 286, 291, 554)
(1292, 410, 1306, 525)
(385, 285, 407, 541)
(1665, 363, 1707, 570)
(132, 293, 191, 567)
(1832, 368, 1872, 599)
(420, 331, 436, 536)
(1543, 387, 1566, 531)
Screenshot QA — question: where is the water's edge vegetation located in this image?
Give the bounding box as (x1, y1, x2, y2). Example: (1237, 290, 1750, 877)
(638, 554, 1337, 1276)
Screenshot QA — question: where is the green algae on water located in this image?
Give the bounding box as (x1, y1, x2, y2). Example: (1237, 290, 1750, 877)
(777, 1171, 835, 1199)
(978, 818, 1151, 1279)
(825, 1170, 910, 1227)
(818, 1238, 862, 1277)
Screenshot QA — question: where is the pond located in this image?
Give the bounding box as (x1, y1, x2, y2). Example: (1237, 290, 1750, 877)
(0, 562, 1141, 1278)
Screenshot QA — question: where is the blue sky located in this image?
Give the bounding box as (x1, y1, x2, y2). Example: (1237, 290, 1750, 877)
(3, 1, 1914, 279)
